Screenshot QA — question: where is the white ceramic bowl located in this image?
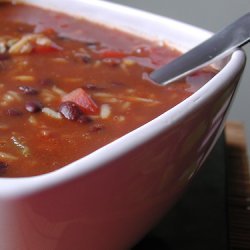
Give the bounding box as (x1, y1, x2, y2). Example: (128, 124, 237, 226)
(0, 1, 246, 249)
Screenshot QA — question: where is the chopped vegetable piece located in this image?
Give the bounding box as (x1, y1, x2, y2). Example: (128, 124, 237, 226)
(40, 89, 56, 103)
(99, 50, 126, 59)
(33, 44, 61, 53)
(1, 90, 22, 106)
(0, 123, 8, 130)
(0, 152, 17, 161)
(51, 85, 66, 96)
(15, 75, 34, 82)
(62, 88, 99, 115)
(11, 135, 30, 157)
(100, 104, 111, 119)
(28, 115, 38, 125)
(5, 33, 62, 55)
(42, 107, 62, 119)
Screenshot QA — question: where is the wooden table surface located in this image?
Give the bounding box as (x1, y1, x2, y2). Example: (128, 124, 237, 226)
(225, 122, 250, 250)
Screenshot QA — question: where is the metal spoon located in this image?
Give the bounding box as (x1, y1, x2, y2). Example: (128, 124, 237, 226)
(150, 12, 250, 86)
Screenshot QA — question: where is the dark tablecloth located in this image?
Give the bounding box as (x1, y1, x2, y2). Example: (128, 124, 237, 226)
(133, 136, 227, 250)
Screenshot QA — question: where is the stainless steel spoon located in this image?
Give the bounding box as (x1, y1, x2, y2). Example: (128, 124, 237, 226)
(150, 13, 250, 86)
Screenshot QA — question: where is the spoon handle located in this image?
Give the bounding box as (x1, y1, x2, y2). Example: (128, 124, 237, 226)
(150, 12, 250, 85)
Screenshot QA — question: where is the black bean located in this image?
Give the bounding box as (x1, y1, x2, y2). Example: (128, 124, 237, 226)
(19, 86, 38, 95)
(81, 54, 92, 64)
(0, 161, 8, 174)
(6, 108, 23, 116)
(59, 101, 84, 121)
(25, 101, 43, 113)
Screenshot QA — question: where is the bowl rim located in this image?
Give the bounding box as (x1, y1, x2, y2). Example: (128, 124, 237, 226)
(0, 0, 246, 198)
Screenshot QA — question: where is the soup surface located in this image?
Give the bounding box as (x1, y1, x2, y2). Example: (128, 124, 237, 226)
(0, 3, 216, 177)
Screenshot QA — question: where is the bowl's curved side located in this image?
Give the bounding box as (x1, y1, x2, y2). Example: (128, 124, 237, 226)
(1, 51, 246, 250)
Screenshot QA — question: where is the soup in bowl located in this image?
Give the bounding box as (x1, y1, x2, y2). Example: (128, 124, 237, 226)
(0, 0, 246, 249)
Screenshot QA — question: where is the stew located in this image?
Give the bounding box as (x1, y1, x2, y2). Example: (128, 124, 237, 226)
(0, 3, 217, 177)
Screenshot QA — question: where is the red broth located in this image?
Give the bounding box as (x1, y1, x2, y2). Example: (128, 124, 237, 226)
(0, 3, 216, 177)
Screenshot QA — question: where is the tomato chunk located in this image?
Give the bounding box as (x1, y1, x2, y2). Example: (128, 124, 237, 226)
(62, 88, 99, 115)
(33, 42, 62, 53)
(99, 50, 126, 59)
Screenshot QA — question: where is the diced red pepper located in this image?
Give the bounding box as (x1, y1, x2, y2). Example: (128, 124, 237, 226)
(62, 88, 99, 115)
(33, 44, 62, 54)
(99, 50, 126, 59)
